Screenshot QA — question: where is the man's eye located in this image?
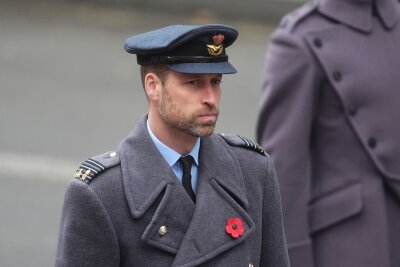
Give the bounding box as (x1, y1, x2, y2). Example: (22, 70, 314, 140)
(187, 80, 200, 86)
(213, 79, 222, 85)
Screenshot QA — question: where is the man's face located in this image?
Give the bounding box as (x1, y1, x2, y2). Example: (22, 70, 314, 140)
(157, 70, 222, 137)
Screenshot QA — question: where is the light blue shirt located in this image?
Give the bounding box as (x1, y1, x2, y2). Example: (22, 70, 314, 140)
(147, 120, 200, 193)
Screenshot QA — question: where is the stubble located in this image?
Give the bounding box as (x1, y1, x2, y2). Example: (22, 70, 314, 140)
(158, 87, 219, 137)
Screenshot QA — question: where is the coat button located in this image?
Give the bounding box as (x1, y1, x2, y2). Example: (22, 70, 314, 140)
(109, 152, 117, 158)
(159, 226, 168, 236)
(348, 104, 358, 116)
(368, 137, 377, 148)
(332, 71, 342, 82)
(313, 38, 322, 48)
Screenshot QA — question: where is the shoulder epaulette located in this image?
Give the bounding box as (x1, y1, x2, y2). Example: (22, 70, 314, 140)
(219, 133, 266, 156)
(279, 1, 316, 32)
(74, 151, 120, 184)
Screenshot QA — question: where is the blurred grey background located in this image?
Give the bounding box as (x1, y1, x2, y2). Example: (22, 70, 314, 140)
(0, 0, 304, 266)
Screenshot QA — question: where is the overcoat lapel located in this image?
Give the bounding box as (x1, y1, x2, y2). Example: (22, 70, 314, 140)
(118, 116, 197, 254)
(172, 135, 255, 267)
(118, 117, 255, 263)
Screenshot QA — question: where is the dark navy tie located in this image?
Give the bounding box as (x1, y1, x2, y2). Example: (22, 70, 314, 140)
(179, 156, 196, 203)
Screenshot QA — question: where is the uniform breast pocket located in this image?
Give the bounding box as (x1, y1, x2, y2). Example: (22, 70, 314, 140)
(308, 183, 363, 234)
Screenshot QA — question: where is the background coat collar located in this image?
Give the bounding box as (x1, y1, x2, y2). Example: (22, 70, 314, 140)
(318, 0, 399, 32)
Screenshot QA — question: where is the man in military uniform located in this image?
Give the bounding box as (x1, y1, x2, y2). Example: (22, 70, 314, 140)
(256, 0, 400, 266)
(55, 24, 290, 266)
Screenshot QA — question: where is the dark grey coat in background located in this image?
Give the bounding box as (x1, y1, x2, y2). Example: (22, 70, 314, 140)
(256, 0, 400, 266)
(55, 116, 289, 267)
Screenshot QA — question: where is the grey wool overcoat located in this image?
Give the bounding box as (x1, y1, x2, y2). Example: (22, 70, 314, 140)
(55, 116, 290, 267)
(256, 0, 400, 267)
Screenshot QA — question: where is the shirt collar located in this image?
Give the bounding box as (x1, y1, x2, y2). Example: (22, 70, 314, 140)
(147, 120, 200, 167)
(317, 0, 399, 32)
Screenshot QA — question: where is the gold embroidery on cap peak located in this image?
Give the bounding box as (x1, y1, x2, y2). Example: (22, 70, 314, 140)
(207, 34, 224, 56)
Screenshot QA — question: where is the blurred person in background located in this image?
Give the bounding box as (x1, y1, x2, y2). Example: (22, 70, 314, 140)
(55, 24, 290, 266)
(256, 0, 400, 266)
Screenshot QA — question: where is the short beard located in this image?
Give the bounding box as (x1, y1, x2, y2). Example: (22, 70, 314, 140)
(185, 117, 217, 137)
(158, 88, 218, 137)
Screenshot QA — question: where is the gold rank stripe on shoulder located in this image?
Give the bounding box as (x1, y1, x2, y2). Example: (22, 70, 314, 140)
(74, 159, 106, 184)
(237, 135, 266, 155)
(219, 133, 266, 156)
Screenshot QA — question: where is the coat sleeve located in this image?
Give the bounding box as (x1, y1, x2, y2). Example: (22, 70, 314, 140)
(260, 156, 290, 267)
(256, 29, 321, 267)
(55, 179, 120, 267)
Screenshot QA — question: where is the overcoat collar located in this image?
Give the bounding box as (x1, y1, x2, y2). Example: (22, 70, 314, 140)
(117, 115, 254, 265)
(317, 0, 399, 32)
(118, 115, 178, 218)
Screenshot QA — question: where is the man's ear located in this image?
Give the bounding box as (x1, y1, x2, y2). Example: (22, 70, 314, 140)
(144, 73, 161, 101)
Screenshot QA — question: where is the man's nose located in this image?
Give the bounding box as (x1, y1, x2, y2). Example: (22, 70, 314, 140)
(202, 83, 218, 106)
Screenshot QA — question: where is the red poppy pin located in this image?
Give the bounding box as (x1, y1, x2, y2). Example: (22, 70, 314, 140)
(212, 34, 224, 45)
(225, 217, 245, 238)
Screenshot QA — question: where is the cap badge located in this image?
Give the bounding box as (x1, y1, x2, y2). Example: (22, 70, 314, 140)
(207, 34, 224, 56)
